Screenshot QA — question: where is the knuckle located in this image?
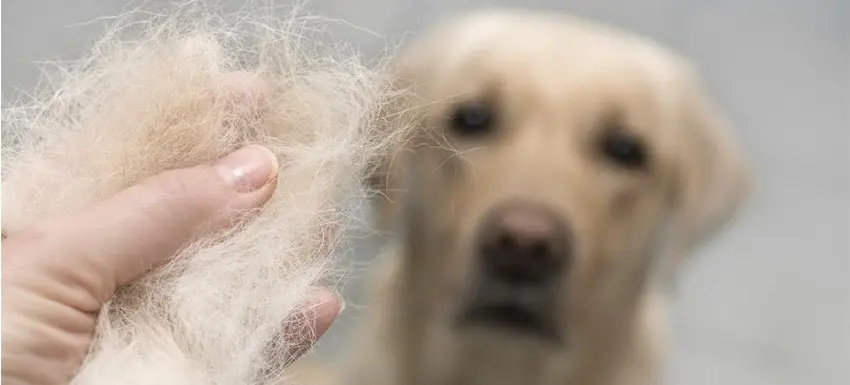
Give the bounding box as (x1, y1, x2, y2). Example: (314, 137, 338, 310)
(6, 218, 74, 259)
(12, 222, 55, 245)
(135, 167, 233, 214)
(140, 168, 220, 201)
(140, 169, 198, 200)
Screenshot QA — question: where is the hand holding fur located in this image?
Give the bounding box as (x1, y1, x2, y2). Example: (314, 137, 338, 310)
(1, 2, 411, 384)
(2, 144, 342, 384)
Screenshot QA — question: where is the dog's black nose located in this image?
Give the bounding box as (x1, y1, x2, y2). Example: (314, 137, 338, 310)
(477, 202, 571, 284)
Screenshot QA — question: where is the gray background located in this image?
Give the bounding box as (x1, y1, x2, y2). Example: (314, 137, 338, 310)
(3, 1, 848, 384)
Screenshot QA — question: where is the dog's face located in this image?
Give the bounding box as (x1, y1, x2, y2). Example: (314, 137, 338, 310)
(375, 10, 750, 355)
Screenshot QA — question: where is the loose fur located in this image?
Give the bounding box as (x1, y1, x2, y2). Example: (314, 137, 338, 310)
(345, 9, 752, 385)
(1, 1, 411, 384)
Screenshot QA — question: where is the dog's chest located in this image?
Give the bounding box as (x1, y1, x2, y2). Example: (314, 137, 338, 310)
(417, 334, 573, 385)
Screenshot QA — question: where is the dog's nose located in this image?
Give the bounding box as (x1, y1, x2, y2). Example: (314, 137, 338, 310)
(477, 202, 571, 284)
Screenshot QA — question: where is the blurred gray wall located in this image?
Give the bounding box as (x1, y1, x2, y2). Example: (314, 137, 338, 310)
(3, 1, 848, 385)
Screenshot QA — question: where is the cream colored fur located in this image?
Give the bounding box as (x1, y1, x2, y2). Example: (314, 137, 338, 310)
(344, 9, 752, 385)
(1, 2, 412, 384)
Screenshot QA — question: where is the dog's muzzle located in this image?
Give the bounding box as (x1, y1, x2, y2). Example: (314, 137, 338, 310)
(458, 201, 571, 344)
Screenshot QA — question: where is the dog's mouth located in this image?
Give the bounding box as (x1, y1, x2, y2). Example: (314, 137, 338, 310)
(457, 282, 563, 344)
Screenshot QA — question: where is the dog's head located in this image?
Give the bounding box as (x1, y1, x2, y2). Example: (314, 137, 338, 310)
(373, 10, 751, 351)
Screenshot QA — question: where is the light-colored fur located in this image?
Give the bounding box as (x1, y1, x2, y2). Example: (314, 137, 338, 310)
(1, 2, 412, 384)
(343, 9, 751, 385)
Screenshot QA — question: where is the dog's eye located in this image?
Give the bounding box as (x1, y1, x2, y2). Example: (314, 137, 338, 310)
(449, 102, 495, 137)
(599, 128, 648, 169)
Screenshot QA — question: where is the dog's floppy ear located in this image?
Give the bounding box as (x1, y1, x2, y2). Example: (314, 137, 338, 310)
(367, 41, 434, 232)
(368, 20, 475, 231)
(660, 66, 753, 281)
(367, 101, 417, 232)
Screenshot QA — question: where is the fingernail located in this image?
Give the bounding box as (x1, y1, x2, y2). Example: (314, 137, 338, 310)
(214, 145, 279, 193)
(308, 287, 345, 315)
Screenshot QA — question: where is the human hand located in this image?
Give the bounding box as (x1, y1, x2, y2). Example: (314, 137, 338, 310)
(1, 143, 343, 385)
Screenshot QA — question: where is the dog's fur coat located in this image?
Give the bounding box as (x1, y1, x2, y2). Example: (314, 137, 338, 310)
(340, 9, 752, 385)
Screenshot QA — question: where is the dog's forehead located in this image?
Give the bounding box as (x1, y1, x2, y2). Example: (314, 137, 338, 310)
(431, 11, 684, 96)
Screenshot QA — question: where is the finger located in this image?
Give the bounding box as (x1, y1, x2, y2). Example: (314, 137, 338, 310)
(282, 287, 344, 366)
(19, 144, 279, 304)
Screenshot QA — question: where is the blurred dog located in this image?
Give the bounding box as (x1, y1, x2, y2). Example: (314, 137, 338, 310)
(344, 8, 751, 385)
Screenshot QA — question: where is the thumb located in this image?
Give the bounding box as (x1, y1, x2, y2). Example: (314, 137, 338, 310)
(11, 145, 279, 305)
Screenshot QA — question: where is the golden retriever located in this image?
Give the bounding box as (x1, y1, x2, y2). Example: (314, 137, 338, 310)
(336, 8, 751, 385)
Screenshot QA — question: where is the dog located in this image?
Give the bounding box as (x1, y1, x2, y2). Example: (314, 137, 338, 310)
(338, 8, 751, 385)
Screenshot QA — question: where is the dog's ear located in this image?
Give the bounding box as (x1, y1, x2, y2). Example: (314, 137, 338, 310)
(367, 88, 412, 232)
(367, 116, 415, 233)
(368, 21, 475, 231)
(678, 68, 752, 240)
(367, 42, 433, 232)
(660, 66, 753, 281)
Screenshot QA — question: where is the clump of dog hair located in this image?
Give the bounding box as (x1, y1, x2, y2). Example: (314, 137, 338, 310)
(1, 1, 411, 384)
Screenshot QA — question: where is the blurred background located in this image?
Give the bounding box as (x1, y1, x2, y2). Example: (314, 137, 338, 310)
(3, 1, 847, 384)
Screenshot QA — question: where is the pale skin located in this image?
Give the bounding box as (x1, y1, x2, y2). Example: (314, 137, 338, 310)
(1, 81, 342, 384)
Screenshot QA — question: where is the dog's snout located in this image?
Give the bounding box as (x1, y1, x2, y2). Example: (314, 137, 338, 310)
(478, 202, 571, 283)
